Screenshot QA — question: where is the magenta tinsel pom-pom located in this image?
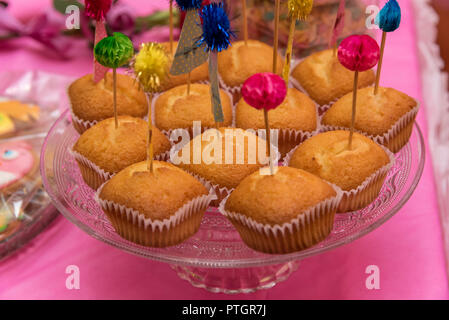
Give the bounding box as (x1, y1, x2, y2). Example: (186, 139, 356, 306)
(85, 0, 112, 21)
(338, 35, 380, 72)
(241, 73, 287, 111)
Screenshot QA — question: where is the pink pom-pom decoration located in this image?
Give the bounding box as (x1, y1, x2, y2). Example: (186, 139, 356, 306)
(85, 0, 112, 21)
(241, 73, 287, 111)
(338, 35, 380, 72)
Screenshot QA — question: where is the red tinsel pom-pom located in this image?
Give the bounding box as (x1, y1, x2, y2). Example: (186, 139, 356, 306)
(85, 0, 112, 21)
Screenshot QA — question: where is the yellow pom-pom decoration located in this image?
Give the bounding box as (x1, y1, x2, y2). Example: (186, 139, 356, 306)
(133, 42, 170, 93)
(288, 0, 314, 20)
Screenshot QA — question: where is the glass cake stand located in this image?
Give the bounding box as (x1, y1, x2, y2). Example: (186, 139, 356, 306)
(40, 110, 425, 294)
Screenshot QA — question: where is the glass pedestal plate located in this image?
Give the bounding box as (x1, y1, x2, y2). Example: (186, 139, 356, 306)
(40, 110, 425, 294)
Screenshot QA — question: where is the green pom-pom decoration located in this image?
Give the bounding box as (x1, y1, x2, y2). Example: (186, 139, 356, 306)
(94, 32, 134, 69)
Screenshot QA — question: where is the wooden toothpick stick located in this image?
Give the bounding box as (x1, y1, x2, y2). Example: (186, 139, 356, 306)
(264, 109, 274, 175)
(112, 68, 118, 129)
(273, 0, 280, 73)
(169, 0, 174, 54)
(374, 31, 387, 95)
(242, 0, 248, 45)
(146, 93, 154, 173)
(348, 71, 359, 150)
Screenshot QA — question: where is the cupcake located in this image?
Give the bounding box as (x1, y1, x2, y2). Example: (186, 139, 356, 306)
(235, 87, 318, 156)
(97, 161, 214, 247)
(286, 131, 394, 213)
(291, 49, 375, 107)
(154, 83, 232, 134)
(321, 87, 419, 153)
(220, 166, 340, 254)
(160, 41, 209, 91)
(218, 40, 284, 100)
(72, 116, 171, 190)
(68, 73, 147, 133)
(174, 127, 270, 204)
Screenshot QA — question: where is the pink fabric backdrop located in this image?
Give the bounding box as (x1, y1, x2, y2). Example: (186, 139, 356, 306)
(0, 0, 448, 299)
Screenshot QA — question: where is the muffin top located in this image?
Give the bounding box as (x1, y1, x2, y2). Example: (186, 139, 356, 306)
(69, 73, 147, 122)
(322, 87, 418, 136)
(73, 116, 171, 173)
(236, 88, 317, 131)
(154, 83, 232, 131)
(291, 49, 375, 105)
(175, 127, 267, 189)
(159, 41, 209, 91)
(99, 161, 208, 220)
(218, 40, 284, 88)
(288, 131, 390, 191)
(225, 166, 336, 225)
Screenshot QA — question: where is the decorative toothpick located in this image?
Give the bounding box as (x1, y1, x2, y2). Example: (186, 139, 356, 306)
(374, 0, 401, 94)
(133, 43, 170, 173)
(169, 0, 174, 54)
(170, 0, 208, 96)
(241, 73, 287, 175)
(329, 0, 345, 56)
(197, 2, 234, 126)
(94, 32, 134, 129)
(85, 0, 112, 83)
(273, 0, 280, 73)
(282, 0, 314, 84)
(242, 0, 248, 45)
(338, 35, 380, 150)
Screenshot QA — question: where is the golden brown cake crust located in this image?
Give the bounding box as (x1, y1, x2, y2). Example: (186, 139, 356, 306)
(160, 41, 209, 91)
(154, 83, 232, 131)
(73, 116, 170, 173)
(225, 166, 336, 226)
(236, 88, 317, 131)
(69, 73, 147, 122)
(218, 40, 284, 88)
(291, 49, 375, 105)
(99, 161, 208, 220)
(288, 131, 390, 191)
(176, 128, 266, 189)
(322, 87, 418, 136)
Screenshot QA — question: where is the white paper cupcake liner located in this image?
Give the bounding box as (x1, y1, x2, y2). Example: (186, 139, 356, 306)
(95, 181, 217, 247)
(69, 97, 99, 134)
(320, 102, 420, 154)
(167, 139, 282, 207)
(70, 146, 172, 191)
(284, 138, 396, 213)
(150, 87, 235, 141)
(218, 183, 343, 254)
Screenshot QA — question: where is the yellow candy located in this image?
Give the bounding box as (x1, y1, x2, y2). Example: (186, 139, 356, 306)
(288, 0, 314, 20)
(133, 43, 170, 93)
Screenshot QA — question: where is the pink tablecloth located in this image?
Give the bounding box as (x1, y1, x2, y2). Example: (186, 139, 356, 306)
(0, 0, 448, 300)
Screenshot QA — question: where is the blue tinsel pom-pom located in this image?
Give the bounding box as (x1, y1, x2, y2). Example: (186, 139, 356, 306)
(198, 2, 235, 52)
(375, 0, 401, 32)
(175, 0, 202, 11)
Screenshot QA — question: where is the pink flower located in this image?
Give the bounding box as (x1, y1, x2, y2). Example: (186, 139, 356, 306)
(106, 2, 135, 37)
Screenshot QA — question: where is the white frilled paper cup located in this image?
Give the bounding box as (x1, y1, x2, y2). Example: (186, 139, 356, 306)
(69, 100, 98, 134)
(70, 149, 114, 191)
(167, 141, 282, 207)
(218, 184, 343, 254)
(284, 140, 396, 213)
(320, 102, 420, 154)
(150, 86, 234, 140)
(71, 147, 172, 191)
(95, 181, 217, 248)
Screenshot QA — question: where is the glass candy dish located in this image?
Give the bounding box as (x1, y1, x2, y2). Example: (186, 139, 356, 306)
(41, 110, 425, 293)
